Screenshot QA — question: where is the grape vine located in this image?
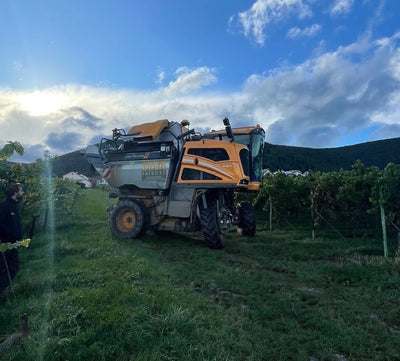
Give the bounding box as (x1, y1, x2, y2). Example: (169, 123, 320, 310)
(253, 160, 400, 240)
(0, 143, 82, 236)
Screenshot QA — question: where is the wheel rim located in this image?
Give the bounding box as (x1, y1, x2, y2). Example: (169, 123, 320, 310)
(116, 209, 136, 231)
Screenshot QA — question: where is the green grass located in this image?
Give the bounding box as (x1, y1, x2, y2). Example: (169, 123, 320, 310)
(1, 189, 399, 361)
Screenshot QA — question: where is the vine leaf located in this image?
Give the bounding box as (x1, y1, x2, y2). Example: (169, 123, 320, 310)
(0, 238, 31, 252)
(0, 141, 24, 160)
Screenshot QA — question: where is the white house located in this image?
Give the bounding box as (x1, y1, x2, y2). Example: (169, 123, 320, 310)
(62, 171, 92, 188)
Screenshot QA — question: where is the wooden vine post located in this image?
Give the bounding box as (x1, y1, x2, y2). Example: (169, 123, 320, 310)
(269, 196, 273, 231)
(380, 189, 388, 257)
(310, 187, 316, 241)
(380, 205, 388, 257)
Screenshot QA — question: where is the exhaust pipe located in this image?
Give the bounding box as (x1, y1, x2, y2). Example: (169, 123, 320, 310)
(223, 117, 234, 142)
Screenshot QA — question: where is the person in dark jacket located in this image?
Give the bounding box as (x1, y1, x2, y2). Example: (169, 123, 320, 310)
(0, 183, 24, 295)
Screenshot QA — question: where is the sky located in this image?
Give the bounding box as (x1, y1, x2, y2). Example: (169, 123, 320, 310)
(1, 0, 400, 163)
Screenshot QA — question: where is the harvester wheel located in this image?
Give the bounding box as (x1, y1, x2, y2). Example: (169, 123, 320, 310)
(237, 201, 256, 237)
(200, 204, 226, 249)
(109, 199, 144, 239)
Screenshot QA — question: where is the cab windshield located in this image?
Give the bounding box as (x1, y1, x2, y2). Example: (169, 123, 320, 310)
(234, 132, 264, 182)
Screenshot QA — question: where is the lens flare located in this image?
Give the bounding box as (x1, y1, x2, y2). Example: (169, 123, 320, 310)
(17, 91, 67, 116)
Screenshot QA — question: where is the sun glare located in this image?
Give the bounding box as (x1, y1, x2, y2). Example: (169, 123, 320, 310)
(17, 91, 68, 116)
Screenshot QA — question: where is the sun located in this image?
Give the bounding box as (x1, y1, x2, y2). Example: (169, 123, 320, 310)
(17, 91, 68, 116)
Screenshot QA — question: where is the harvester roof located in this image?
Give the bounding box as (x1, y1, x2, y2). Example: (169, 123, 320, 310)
(204, 124, 264, 137)
(127, 119, 169, 140)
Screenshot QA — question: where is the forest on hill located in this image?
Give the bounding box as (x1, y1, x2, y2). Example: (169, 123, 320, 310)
(3, 137, 399, 177)
(50, 150, 97, 177)
(263, 137, 400, 172)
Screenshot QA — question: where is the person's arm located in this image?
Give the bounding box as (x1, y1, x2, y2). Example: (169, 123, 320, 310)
(0, 202, 11, 242)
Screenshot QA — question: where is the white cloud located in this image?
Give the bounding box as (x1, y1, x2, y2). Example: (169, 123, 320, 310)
(286, 24, 322, 39)
(240, 31, 400, 146)
(156, 69, 166, 85)
(330, 0, 355, 16)
(164, 66, 217, 95)
(1, 33, 400, 162)
(0, 67, 220, 162)
(234, 0, 313, 45)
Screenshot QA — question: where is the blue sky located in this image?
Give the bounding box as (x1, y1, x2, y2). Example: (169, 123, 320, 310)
(1, 0, 400, 162)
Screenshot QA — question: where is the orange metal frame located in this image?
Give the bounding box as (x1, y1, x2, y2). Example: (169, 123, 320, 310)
(177, 139, 249, 187)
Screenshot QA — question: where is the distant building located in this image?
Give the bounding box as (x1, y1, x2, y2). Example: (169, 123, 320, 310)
(62, 171, 92, 188)
(262, 169, 309, 177)
(262, 168, 272, 176)
(281, 170, 305, 177)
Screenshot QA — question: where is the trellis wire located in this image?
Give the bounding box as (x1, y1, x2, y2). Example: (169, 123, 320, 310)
(314, 209, 346, 241)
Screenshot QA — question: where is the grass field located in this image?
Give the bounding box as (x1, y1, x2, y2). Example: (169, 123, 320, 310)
(1, 189, 399, 361)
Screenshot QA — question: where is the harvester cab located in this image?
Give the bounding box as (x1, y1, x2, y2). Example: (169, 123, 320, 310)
(204, 120, 265, 191)
(84, 118, 265, 249)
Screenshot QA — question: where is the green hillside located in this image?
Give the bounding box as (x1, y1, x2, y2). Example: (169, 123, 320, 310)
(50, 150, 97, 177)
(263, 137, 400, 172)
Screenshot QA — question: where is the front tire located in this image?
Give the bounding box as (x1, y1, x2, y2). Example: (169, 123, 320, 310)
(200, 204, 226, 249)
(237, 201, 256, 237)
(109, 199, 144, 238)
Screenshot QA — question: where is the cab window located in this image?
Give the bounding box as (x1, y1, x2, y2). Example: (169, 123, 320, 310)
(187, 148, 229, 161)
(181, 169, 221, 181)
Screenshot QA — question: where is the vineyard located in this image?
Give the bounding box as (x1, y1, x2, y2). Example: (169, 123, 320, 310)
(0, 190, 398, 360)
(0, 144, 399, 360)
(3, 140, 400, 253)
(0, 160, 82, 239)
(247, 160, 400, 255)
(2, 141, 400, 255)
(1, 141, 82, 236)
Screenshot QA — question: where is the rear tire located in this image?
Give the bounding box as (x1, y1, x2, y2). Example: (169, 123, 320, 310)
(237, 201, 256, 237)
(109, 199, 144, 238)
(200, 204, 226, 249)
